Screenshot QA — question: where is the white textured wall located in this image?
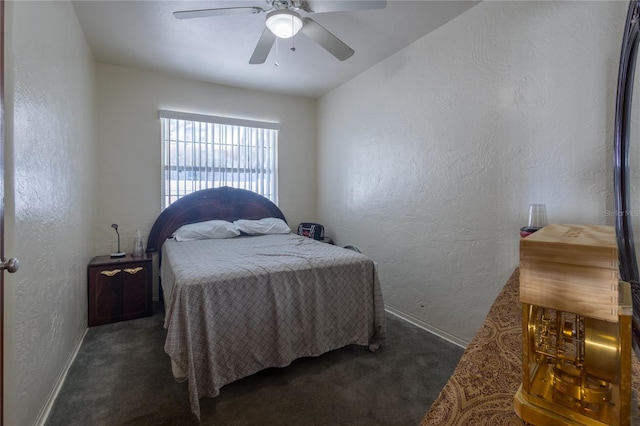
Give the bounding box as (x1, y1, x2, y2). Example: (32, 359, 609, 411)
(317, 1, 626, 345)
(4, 1, 97, 425)
(96, 64, 316, 259)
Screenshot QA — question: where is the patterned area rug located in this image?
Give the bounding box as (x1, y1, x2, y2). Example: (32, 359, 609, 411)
(421, 268, 640, 425)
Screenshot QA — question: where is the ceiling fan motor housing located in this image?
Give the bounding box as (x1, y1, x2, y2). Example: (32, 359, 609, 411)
(266, 9, 303, 38)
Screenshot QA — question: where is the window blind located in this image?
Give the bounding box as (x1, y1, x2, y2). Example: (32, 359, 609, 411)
(159, 110, 279, 209)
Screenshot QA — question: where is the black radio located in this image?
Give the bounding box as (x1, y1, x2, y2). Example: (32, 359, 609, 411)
(297, 222, 324, 240)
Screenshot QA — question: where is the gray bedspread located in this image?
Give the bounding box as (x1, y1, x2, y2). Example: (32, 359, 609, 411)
(160, 233, 386, 418)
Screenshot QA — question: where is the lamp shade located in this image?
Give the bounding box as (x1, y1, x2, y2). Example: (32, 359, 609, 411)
(266, 9, 303, 39)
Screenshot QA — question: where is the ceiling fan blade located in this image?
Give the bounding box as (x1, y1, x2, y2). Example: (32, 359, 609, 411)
(300, 18, 354, 61)
(303, 0, 386, 13)
(174, 7, 264, 20)
(249, 28, 277, 64)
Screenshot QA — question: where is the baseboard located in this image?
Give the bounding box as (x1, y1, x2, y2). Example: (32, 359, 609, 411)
(35, 327, 88, 426)
(384, 306, 469, 349)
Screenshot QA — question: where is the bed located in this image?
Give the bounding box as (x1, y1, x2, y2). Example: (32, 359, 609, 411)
(421, 268, 640, 424)
(146, 187, 386, 419)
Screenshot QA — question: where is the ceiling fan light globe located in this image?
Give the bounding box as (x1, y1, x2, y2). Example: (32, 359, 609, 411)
(266, 9, 303, 39)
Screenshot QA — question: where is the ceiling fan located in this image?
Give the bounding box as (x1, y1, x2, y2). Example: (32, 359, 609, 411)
(173, 0, 387, 64)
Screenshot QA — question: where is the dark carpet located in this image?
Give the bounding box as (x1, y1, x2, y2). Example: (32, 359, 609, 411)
(45, 304, 463, 426)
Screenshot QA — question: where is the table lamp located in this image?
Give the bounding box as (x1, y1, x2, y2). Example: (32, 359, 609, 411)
(110, 223, 126, 258)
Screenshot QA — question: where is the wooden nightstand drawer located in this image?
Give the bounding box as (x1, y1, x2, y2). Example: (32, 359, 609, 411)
(88, 254, 152, 326)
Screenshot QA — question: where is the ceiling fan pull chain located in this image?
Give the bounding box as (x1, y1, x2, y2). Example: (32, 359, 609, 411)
(274, 37, 280, 67)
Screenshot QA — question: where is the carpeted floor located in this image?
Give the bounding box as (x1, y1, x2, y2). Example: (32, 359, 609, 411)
(45, 304, 463, 426)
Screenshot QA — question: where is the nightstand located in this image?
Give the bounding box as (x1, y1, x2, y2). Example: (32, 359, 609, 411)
(87, 254, 152, 327)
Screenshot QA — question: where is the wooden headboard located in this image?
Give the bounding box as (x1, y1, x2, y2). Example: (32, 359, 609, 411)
(146, 186, 287, 254)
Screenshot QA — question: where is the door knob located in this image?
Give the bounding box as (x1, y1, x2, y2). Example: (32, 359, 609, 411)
(0, 257, 19, 273)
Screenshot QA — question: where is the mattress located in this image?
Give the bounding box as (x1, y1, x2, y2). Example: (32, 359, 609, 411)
(160, 233, 386, 418)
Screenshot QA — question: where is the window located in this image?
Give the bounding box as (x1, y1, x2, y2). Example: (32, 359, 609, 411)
(159, 110, 279, 209)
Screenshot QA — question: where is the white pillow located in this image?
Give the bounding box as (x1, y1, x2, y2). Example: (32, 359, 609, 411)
(172, 220, 240, 241)
(234, 218, 290, 235)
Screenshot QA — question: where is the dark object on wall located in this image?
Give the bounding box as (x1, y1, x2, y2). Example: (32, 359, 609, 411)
(614, 0, 640, 358)
(298, 222, 324, 240)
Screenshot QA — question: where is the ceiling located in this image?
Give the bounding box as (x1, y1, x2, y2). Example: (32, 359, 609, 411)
(72, 0, 479, 98)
